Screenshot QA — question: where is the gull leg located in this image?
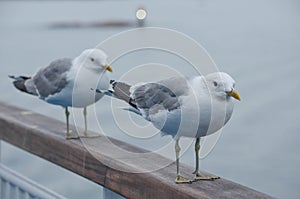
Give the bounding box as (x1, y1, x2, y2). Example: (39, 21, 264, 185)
(65, 107, 79, 139)
(79, 107, 99, 138)
(193, 138, 200, 175)
(84, 106, 88, 134)
(193, 138, 220, 181)
(175, 138, 192, 184)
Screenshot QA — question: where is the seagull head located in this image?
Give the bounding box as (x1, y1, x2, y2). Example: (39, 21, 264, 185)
(205, 72, 241, 101)
(77, 49, 113, 73)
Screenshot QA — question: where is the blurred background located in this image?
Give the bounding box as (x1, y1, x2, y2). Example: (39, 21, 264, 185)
(0, 0, 299, 198)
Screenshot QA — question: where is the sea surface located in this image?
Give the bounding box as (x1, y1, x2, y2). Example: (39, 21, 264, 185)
(0, 1, 299, 198)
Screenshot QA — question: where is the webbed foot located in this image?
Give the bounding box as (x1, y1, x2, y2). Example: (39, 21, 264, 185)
(193, 170, 220, 181)
(175, 175, 193, 184)
(66, 130, 80, 139)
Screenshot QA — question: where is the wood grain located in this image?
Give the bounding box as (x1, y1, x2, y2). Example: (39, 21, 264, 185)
(0, 102, 274, 199)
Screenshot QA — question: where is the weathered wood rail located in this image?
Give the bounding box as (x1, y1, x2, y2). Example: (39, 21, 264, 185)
(0, 102, 273, 199)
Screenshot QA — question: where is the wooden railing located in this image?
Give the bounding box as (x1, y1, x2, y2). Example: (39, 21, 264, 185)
(0, 102, 274, 199)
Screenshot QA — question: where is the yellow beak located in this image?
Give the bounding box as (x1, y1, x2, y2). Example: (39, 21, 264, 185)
(226, 89, 241, 101)
(104, 65, 113, 72)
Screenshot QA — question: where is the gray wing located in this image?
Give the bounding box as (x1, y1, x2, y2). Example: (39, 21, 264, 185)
(32, 58, 73, 99)
(132, 77, 189, 118)
(111, 80, 137, 109)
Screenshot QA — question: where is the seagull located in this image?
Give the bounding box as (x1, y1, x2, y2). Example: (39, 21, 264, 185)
(9, 49, 113, 139)
(94, 72, 240, 183)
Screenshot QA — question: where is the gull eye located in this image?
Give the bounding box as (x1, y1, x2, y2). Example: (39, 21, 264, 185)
(90, 57, 95, 62)
(213, 81, 218, 87)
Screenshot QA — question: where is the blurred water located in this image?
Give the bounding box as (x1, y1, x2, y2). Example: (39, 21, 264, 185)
(0, 0, 300, 198)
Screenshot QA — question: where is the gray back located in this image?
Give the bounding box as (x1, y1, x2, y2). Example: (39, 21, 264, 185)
(132, 77, 189, 118)
(33, 58, 72, 99)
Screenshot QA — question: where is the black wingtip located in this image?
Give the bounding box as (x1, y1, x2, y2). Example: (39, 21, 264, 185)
(8, 75, 31, 80)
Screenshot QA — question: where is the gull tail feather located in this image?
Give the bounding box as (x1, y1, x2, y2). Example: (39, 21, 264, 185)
(109, 80, 138, 109)
(9, 75, 38, 96)
(92, 80, 139, 112)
